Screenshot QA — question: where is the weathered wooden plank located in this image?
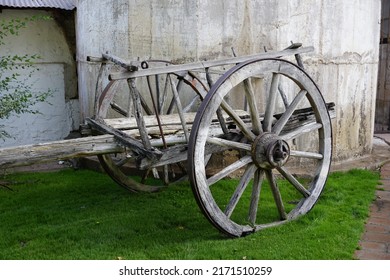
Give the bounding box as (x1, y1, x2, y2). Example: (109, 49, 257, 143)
(0, 135, 123, 169)
(104, 110, 250, 130)
(86, 118, 161, 160)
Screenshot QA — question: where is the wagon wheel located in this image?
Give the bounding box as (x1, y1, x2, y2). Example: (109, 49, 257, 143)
(188, 58, 332, 237)
(96, 60, 208, 192)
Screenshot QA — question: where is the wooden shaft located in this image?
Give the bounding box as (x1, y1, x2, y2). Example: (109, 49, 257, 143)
(0, 135, 123, 169)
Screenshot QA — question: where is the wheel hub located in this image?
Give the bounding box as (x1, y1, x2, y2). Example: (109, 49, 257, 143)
(252, 133, 290, 169)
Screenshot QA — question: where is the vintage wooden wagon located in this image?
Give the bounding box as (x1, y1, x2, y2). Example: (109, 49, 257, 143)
(0, 43, 334, 237)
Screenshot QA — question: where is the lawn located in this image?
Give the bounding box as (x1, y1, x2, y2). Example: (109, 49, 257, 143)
(0, 168, 380, 260)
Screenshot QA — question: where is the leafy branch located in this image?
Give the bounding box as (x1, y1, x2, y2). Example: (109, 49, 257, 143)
(0, 16, 53, 140)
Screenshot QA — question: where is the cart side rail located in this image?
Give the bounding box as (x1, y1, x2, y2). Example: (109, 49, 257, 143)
(107, 45, 314, 80)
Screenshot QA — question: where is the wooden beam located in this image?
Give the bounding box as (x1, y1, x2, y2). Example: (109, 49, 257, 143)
(0, 135, 123, 169)
(109, 47, 315, 80)
(86, 118, 162, 161)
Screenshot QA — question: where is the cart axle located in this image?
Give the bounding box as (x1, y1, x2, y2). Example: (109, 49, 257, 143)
(252, 133, 290, 169)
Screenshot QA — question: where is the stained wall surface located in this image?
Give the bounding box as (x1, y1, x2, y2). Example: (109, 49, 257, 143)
(76, 0, 381, 161)
(1, 9, 79, 147)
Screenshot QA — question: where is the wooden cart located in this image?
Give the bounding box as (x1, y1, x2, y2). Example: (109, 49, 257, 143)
(0, 43, 333, 237)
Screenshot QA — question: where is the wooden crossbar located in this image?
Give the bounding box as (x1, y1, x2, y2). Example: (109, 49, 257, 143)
(103, 110, 250, 130)
(109, 46, 314, 80)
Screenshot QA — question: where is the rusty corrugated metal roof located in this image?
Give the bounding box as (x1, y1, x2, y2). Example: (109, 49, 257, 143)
(0, 0, 76, 10)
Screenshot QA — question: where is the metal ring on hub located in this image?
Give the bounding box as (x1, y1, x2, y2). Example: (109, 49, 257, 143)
(252, 133, 290, 169)
(266, 139, 290, 168)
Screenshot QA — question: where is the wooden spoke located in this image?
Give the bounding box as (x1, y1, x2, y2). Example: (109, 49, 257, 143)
(206, 137, 251, 152)
(221, 100, 256, 141)
(224, 164, 256, 218)
(280, 122, 322, 141)
(139, 91, 153, 115)
(127, 79, 154, 150)
(278, 84, 289, 108)
(183, 94, 201, 113)
(163, 165, 169, 184)
(169, 75, 190, 142)
(248, 169, 265, 224)
(167, 78, 184, 114)
(244, 78, 263, 135)
(109, 102, 129, 117)
(97, 80, 121, 118)
(272, 89, 307, 135)
(159, 74, 170, 114)
(290, 150, 323, 160)
(207, 155, 253, 186)
(126, 90, 133, 117)
(277, 166, 310, 198)
(265, 170, 287, 220)
(154, 75, 161, 113)
(147, 75, 168, 149)
(263, 73, 280, 132)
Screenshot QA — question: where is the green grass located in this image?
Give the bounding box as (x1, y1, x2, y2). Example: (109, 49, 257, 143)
(0, 168, 379, 260)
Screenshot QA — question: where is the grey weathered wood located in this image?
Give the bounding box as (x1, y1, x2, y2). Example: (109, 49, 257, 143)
(109, 46, 314, 80)
(244, 78, 262, 135)
(248, 169, 264, 224)
(220, 100, 256, 141)
(263, 73, 280, 132)
(272, 89, 307, 135)
(224, 164, 256, 218)
(0, 135, 122, 169)
(86, 118, 161, 160)
(139, 136, 231, 170)
(188, 58, 332, 237)
(207, 155, 253, 186)
(168, 75, 190, 142)
(103, 110, 249, 130)
(102, 53, 139, 71)
(280, 122, 323, 141)
(265, 170, 287, 220)
(290, 150, 323, 159)
(98, 154, 162, 193)
(206, 137, 251, 152)
(127, 79, 155, 153)
(277, 166, 310, 197)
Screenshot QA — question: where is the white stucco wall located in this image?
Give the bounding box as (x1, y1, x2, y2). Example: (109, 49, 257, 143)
(76, 0, 381, 161)
(0, 9, 79, 147)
